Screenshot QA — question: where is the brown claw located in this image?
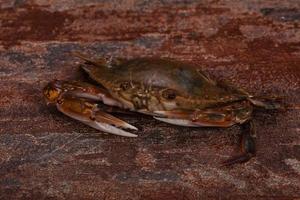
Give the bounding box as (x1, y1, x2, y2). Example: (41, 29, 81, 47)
(46, 80, 123, 107)
(56, 95, 137, 137)
(44, 80, 137, 137)
(93, 110, 137, 131)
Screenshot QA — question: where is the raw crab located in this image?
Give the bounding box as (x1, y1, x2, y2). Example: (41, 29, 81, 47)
(43, 52, 281, 165)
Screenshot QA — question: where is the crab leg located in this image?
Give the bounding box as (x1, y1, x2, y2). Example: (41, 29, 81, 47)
(249, 96, 283, 110)
(154, 106, 256, 165)
(56, 94, 137, 137)
(221, 121, 256, 166)
(154, 101, 252, 127)
(153, 111, 199, 127)
(154, 110, 237, 127)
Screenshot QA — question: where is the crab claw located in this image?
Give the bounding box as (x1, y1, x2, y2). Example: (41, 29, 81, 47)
(56, 95, 138, 137)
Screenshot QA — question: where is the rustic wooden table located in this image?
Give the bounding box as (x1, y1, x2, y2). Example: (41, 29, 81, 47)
(0, 1, 299, 199)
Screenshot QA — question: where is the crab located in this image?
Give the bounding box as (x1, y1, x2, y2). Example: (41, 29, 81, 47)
(43, 52, 281, 165)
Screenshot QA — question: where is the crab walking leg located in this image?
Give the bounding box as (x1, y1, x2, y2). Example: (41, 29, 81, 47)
(153, 110, 197, 127)
(154, 110, 238, 127)
(154, 101, 252, 127)
(249, 96, 283, 110)
(221, 121, 256, 166)
(154, 108, 256, 165)
(56, 95, 137, 137)
(154, 117, 201, 127)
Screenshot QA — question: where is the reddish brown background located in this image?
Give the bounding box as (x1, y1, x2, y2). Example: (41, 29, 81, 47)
(0, 0, 299, 199)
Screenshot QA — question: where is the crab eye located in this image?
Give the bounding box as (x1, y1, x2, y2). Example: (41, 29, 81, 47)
(162, 89, 177, 100)
(120, 82, 131, 90)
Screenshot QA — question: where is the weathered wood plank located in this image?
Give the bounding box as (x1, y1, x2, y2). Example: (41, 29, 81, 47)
(0, 1, 299, 199)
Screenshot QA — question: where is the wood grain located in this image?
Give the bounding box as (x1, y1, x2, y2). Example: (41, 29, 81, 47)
(0, 0, 299, 199)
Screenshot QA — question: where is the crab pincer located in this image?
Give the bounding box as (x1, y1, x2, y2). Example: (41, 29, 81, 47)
(43, 80, 137, 137)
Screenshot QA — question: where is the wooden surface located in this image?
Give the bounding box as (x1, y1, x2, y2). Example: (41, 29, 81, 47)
(0, 0, 299, 199)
